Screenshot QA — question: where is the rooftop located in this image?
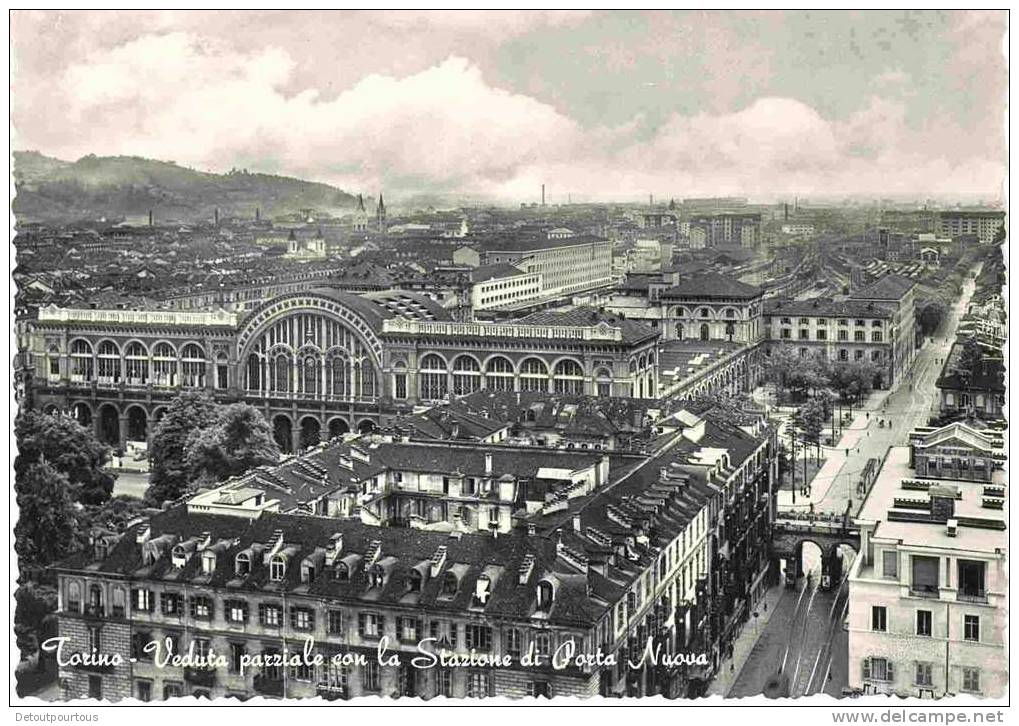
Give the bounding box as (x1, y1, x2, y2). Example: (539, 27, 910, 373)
(661, 272, 762, 299)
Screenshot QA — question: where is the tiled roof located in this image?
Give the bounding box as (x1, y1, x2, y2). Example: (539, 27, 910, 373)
(850, 273, 916, 301)
(56, 506, 610, 626)
(514, 306, 659, 345)
(661, 272, 762, 299)
(764, 297, 896, 318)
(470, 263, 527, 283)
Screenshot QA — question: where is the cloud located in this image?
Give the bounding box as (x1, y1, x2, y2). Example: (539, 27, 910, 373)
(19, 30, 1006, 202)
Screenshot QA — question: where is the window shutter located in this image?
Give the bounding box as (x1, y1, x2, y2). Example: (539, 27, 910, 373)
(206, 598, 213, 619)
(308, 610, 315, 630)
(189, 597, 198, 619)
(450, 623, 458, 648)
(358, 613, 366, 638)
(378, 614, 386, 636)
(887, 662, 895, 682)
(131, 589, 140, 611)
(417, 619, 423, 639)
(147, 591, 154, 612)
(258, 604, 266, 625)
(290, 608, 298, 629)
(430, 621, 439, 641)
(862, 658, 871, 680)
(242, 603, 249, 622)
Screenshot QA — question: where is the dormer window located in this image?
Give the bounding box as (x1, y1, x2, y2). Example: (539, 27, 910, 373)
(473, 575, 492, 607)
(171, 545, 191, 569)
(536, 580, 554, 611)
(235, 552, 251, 576)
(368, 564, 386, 589)
(93, 539, 109, 561)
(301, 562, 316, 584)
(442, 572, 459, 597)
(270, 555, 287, 582)
(336, 563, 350, 581)
(409, 570, 424, 593)
(201, 551, 216, 574)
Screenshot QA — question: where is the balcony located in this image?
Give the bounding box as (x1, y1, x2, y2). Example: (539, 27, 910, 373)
(909, 585, 940, 599)
(956, 590, 988, 604)
(253, 674, 285, 697)
(184, 666, 217, 688)
(83, 604, 105, 618)
(316, 684, 349, 701)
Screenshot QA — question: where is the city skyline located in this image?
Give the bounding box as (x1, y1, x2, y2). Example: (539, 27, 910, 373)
(11, 10, 1008, 204)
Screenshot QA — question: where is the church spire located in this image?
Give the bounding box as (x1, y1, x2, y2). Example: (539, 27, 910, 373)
(376, 193, 386, 232)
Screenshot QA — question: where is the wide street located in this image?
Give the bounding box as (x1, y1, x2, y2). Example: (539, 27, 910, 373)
(729, 266, 981, 698)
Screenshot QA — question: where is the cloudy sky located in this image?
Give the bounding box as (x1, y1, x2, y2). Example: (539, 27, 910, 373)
(11, 10, 1008, 204)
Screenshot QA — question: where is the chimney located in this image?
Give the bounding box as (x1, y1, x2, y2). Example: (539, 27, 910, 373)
(526, 522, 536, 537)
(148, 210, 153, 227)
(572, 513, 582, 532)
(197, 532, 212, 550)
(541, 184, 545, 206)
(214, 208, 219, 226)
(255, 207, 260, 223)
(485, 452, 493, 476)
(136, 524, 151, 544)
(929, 485, 957, 521)
(326, 533, 344, 565)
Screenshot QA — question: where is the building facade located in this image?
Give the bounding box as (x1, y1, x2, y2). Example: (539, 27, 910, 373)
(763, 299, 902, 388)
(23, 290, 659, 453)
(847, 426, 1007, 698)
(479, 235, 614, 298)
(937, 211, 1005, 243)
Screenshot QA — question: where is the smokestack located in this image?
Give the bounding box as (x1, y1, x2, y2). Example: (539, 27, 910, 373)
(148, 210, 153, 227)
(784, 203, 789, 221)
(214, 208, 219, 226)
(649, 193, 653, 207)
(541, 184, 545, 206)
(255, 207, 260, 222)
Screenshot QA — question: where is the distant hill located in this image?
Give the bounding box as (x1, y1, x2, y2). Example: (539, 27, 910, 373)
(12, 151, 359, 224)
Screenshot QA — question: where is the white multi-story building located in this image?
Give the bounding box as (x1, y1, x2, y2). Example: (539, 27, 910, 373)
(469, 263, 542, 312)
(848, 424, 1007, 698)
(479, 234, 613, 298)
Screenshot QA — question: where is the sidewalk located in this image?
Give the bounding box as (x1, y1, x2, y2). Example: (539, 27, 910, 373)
(709, 583, 785, 697)
(775, 413, 871, 511)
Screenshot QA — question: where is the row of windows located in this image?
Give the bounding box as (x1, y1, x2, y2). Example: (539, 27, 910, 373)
(879, 553, 987, 600)
(778, 328, 884, 342)
(870, 606, 981, 641)
(772, 318, 884, 327)
(862, 658, 983, 693)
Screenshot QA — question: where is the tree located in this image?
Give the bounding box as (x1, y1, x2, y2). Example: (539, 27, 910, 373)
(15, 411, 113, 505)
(145, 392, 218, 506)
(15, 459, 79, 572)
(763, 345, 799, 401)
(829, 360, 879, 405)
(184, 403, 280, 488)
(786, 352, 829, 400)
(14, 583, 58, 662)
(794, 400, 826, 461)
(917, 300, 948, 337)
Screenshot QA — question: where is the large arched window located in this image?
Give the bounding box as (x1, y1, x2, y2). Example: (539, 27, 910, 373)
(595, 367, 612, 397)
(96, 341, 120, 383)
(519, 357, 549, 393)
(328, 354, 349, 397)
(485, 356, 515, 391)
(152, 342, 177, 386)
(359, 361, 376, 398)
(699, 307, 711, 319)
(452, 355, 481, 396)
(246, 353, 262, 391)
(125, 341, 148, 384)
(299, 352, 320, 395)
(699, 323, 710, 341)
(419, 354, 448, 400)
(70, 339, 94, 382)
(271, 352, 291, 393)
(553, 359, 584, 394)
(180, 343, 206, 388)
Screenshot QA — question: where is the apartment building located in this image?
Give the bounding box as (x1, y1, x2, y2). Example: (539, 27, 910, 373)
(52, 404, 777, 701)
(937, 211, 1005, 243)
(847, 424, 1007, 698)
